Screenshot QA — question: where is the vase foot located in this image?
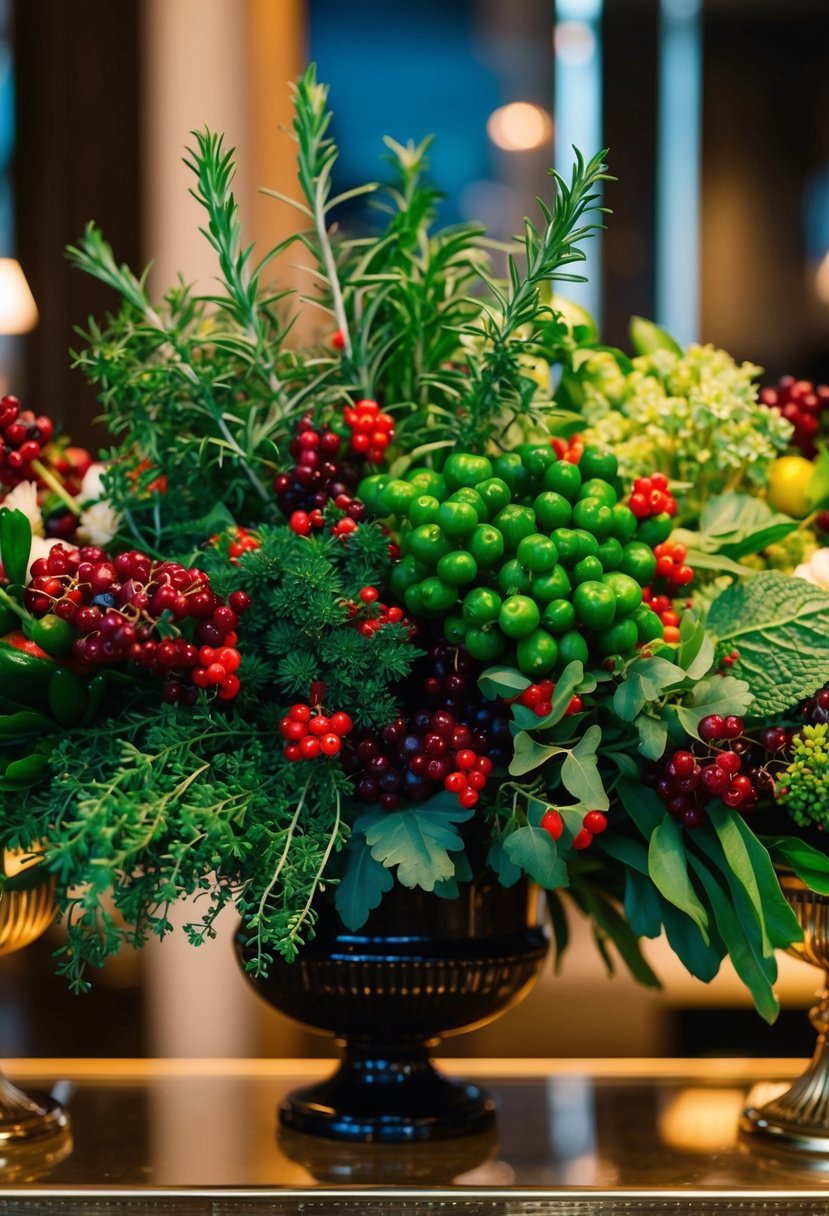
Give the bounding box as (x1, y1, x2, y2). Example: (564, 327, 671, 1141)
(740, 1104, 829, 1161)
(279, 1044, 496, 1143)
(0, 1074, 70, 1151)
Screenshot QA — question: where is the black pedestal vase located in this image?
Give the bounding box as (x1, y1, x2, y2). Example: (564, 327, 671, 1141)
(236, 873, 548, 1143)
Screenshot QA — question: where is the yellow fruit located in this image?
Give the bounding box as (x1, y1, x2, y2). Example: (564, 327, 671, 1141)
(767, 455, 815, 519)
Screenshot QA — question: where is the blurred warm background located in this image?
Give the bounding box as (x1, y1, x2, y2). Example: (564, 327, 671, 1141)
(2, 0, 828, 1062)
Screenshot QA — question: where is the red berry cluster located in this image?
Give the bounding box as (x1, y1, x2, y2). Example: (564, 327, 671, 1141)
(343, 399, 394, 464)
(343, 585, 413, 638)
(279, 702, 354, 761)
(516, 679, 582, 718)
(341, 643, 511, 811)
(25, 543, 249, 702)
(759, 375, 829, 458)
(653, 714, 765, 827)
(628, 474, 677, 520)
(540, 806, 607, 850)
(0, 397, 54, 487)
(550, 435, 584, 464)
(641, 588, 682, 644)
(223, 527, 260, 563)
(652, 541, 693, 588)
(273, 414, 365, 524)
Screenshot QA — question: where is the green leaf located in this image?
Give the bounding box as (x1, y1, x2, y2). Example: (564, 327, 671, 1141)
(616, 779, 665, 838)
(661, 900, 724, 983)
(763, 836, 829, 896)
(334, 835, 394, 930)
(545, 890, 570, 973)
(356, 796, 473, 892)
(707, 807, 802, 954)
(560, 724, 609, 809)
(0, 508, 32, 588)
(688, 852, 779, 1023)
(623, 867, 663, 939)
(629, 315, 682, 357)
(676, 675, 754, 739)
(509, 731, 565, 777)
(695, 492, 797, 559)
(635, 713, 668, 760)
(504, 825, 568, 889)
(676, 613, 715, 680)
(529, 661, 585, 729)
(648, 815, 710, 943)
(707, 573, 829, 716)
(579, 885, 662, 988)
(613, 655, 687, 721)
(478, 664, 530, 701)
(487, 837, 522, 887)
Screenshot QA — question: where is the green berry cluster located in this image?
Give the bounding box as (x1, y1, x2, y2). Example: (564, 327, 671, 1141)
(777, 723, 829, 828)
(359, 443, 669, 678)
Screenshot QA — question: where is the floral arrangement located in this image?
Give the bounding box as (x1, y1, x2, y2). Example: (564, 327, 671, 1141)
(3, 67, 829, 1024)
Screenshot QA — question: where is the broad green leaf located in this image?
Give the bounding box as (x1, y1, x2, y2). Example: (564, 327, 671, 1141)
(707, 573, 829, 716)
(504, 825, 568, 889)
(648, 815, 709, 942)
(509, 731, 565, 777)
(635, 714, 668, 760)
(478, 664, 530, 700)
(676, 675, 754, 738)
(661, 900, 723, 983)
(623, 868, 663, 939)
(689, 854, 779, 1023)
(357, 799, 473, 892)
(0, 508, 32, 588)
(560, 724, 608, 810)
(677, 613, 715, 680)
(696, 492, 797, 559)
(708, 808, 802, 953)
(763, 836, 829, 896)
(334, 835, 394, 930)
(614, 656, 687, 721)
(487, 838, 522, 888)
(616, 779, 665, 838)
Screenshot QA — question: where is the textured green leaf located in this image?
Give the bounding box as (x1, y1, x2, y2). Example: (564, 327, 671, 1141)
(648, 815, 709, 942)
(357, 798, 473, 892)
(560, 724, 608, 810)
(504, 825, 568, 889)
(676, 675, 753, 738)
(334, 835, 394, 930)
(707, 573, 829, 716)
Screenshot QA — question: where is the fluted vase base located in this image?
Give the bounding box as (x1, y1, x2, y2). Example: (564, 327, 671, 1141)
(280, 1042, 494, 1142)
(0, 1072, 70, 1156)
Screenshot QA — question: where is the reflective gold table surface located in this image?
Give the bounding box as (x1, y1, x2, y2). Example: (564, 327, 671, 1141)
(1, 1057, 828, 1213)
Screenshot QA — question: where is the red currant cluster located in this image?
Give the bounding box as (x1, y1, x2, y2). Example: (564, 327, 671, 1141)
(342, 399, 394, 464)
(279, 702, 354, 761)
(25, 543, 249, 702)
(628, 474, 677, 520)
(652, 714, 768, 827)
(540, 806, 607, 850)
(652, 542, 693, 589)
(515, 679, 582, 718)
(224, 527, 260, 563)
(0, 396, 54, 487)
(344, 585, 413, 638)
(759, 376, 829, 458)
(341, 643, 510, 811)
(274, 414, 365, 524)
(641, 588, 682, 644)
(550, 435, 584, 464)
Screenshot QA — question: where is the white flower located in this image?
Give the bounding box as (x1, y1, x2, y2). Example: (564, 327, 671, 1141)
(794, 549, 829, 591)
(25, 536, 63, 581)
(2, 481, 44, 536)
(77, 500, 121, 548)
(79, 462, 108, 504)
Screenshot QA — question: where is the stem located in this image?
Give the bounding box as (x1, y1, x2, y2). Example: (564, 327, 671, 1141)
(31, 459, 82, 517)
(314, 180, 352, 360)
(288, 784, 341, 943)
(0, 584, 31, 624)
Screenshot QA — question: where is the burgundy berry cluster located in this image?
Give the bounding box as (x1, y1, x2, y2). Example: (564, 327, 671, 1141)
(279, 702, 354, 761)
(800, 683, 829, 726)
(273, 413, 366, 533)
(0, 396, 54, 487)
(26, 543, 249, 703)
(653, 714, 766, 827)
(759, 376, 829, 458)
(341, 643, 510, 811)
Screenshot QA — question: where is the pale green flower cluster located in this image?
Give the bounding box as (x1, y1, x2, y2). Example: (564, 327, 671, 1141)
(579, 345, 793, 514)
(778, 724, 829, 829)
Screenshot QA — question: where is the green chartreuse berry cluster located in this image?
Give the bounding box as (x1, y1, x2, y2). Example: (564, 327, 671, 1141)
(777, 723, 829, 828)
(358, 443, 670, 678)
